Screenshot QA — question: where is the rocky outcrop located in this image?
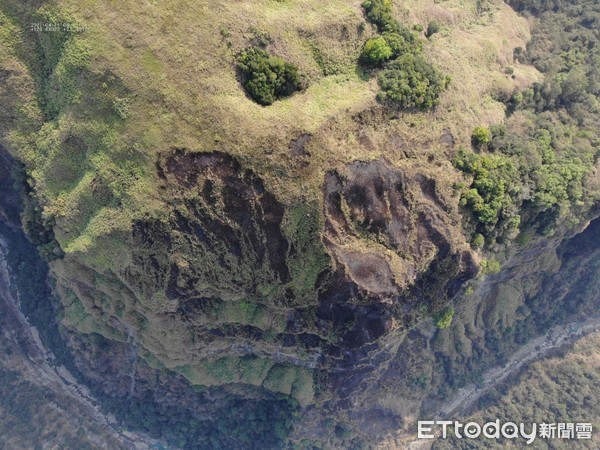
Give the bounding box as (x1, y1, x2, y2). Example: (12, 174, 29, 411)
(323, 160, 478, 296)
(327, 210, 600, 442)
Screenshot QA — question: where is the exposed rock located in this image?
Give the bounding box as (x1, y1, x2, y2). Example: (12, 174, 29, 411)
(289, 133, 312, 157)
(323, 159, 476, 294)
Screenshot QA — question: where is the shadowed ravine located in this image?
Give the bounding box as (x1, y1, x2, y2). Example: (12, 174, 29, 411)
(0, 234, 159, 449)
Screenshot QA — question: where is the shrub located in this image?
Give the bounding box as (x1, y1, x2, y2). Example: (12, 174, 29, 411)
(112, 97, 130, 119)
(237, 48, 302, 105)
(472, 233, 485, 249)
(425, 20, 440, 38)
(381, 29, 422, 58)
(248, 27, 272, 48)
(481, 259, 501, 275)
(361, 0, 397, 32)
(377, 54, 448, 109)
(360, 36, 393, 66)
(434, 306, 454, 329)
(472, 126, 491, 146)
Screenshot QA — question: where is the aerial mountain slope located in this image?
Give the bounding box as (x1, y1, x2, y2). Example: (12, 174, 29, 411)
(431, 329, 600, 449)
(0, 0, 598, 448)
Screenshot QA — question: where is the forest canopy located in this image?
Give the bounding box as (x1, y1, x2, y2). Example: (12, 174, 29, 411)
(455, 0, 599, 244)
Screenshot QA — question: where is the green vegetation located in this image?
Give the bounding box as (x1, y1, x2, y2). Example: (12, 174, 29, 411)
(0, 0, 598, 446)
(434, 306, 455, 329)
(361, 0, 397, 31)
(471, 233, 485, 249)
(455, 113, 596, 242)
(237, 47, 303, 105)
(454, 148, 518, 228)
(104, 390, 299, 450)
(454, 0, 599, 244)
(377, 54, 449, 109)
(433, 215, 600, 398)
(380, 30, 422, 59)
(471, 126, 491, 146)
(480, 258, 501, 275)
(0, 220, 300, 449)
(430, 0, 600, 411)
(283, 202, 331, 302)
(510, 0, 600, 127)
(361, 0, 448, 109)
(425, 20, 440, 38)
(360, 36, 392, 66)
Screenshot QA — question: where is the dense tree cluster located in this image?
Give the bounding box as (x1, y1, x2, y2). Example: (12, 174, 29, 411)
(105, 392, 298, 449)
(360, 0, 448, 109)
(509, 0, 600, 127)
(377, 54, 449, 109)
(455, 111, 595, 242)
(454, 149, 518, 229)
(455, 0, 599, 244)
(237, 48, 303, 105)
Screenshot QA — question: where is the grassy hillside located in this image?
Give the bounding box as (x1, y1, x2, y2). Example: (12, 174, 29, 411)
(0, 0, 538, 266)
(1, 0, 599, 447)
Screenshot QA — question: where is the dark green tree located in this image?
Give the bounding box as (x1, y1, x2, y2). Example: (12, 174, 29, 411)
(361, 0, 398, 32)
(425, 20, 440, 37)
(377, 54, 448, 109)
(237, 48, 302, 105)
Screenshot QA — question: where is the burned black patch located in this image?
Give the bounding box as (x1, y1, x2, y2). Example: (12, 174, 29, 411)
(128, 150, 291, 306)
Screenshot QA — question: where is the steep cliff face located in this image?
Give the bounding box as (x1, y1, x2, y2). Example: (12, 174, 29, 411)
(287, 210, 600, 444)
(48, 150, 479, 409)
(0, 149, 21, 228)
(27, 146, 599, 447)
